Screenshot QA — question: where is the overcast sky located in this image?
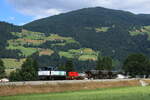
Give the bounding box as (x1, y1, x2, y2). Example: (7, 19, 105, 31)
(1, 0, 150, 25)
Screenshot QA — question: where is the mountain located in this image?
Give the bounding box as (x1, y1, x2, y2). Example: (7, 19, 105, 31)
(0, 21, 97, 71)
(1, 7, 150, 72)
(24, 7, 150, 60)
(0, 22, 21, 58)
(138, 14, 150, 19)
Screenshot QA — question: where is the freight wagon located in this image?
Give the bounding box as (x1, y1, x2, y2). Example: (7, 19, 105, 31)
(38, 70, 66, 80)
(38, 67, 66, 80)
(85, 70, 118, 79)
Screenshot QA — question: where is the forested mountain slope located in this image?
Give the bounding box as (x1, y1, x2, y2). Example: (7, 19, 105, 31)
(1, 7, 150, 71)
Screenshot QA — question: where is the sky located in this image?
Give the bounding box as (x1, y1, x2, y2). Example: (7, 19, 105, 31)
(1, 0, 150, 25)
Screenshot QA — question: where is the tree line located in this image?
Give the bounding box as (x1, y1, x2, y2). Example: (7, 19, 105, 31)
(0, 53, 150, 81)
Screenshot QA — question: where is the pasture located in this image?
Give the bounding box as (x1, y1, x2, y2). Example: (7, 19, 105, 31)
(2, 58, 26, 75)
(59, 48, 98, 61)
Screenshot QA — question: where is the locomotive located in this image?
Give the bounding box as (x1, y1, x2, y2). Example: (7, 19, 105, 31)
(38, 66, 80, 80)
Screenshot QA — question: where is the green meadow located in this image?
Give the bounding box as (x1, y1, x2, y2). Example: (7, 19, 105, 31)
(59, 48, 98, 61)
(0, 86, 150, 100)
(7, 30, 79, 57)
(129, 25, 150, 40)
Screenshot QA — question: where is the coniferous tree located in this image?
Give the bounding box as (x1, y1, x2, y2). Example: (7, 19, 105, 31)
(0, 59, 5, 78)
(20, 57, 38, 81)
(65, 60, 74, 72)
(96, 53, 104, 70)
(96, 53, 113, 71)
(102, 56, 113, 71)
(9, 57, 38, 81)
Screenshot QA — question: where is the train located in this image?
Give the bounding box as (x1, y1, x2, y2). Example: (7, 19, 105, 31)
(38, 67, 81, 80)
(38, 67, 118, 80)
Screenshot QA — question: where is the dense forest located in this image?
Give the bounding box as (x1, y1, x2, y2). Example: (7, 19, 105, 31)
(0, 22, 21, 58)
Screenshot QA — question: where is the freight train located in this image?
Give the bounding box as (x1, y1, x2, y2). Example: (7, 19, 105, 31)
(38, 67, 118, 80)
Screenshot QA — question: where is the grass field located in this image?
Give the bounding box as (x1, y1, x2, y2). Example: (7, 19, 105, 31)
(79, 55, 97, 61)
(95, 27, 110, 32)
(59, 48, 98, 61)
(7, 30, 79, 57)
(0, 86, 150, 100)
(7, 45, 38, 56)
(6, 29, 99, 61)
(39, 49, 54, 56)
(2, 58, 26, 75)
(2, 58, 25, 69)
(129, 26, 150, 40)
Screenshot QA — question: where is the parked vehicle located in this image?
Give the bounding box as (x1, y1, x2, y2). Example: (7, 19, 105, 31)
(0, 78, 9, 82)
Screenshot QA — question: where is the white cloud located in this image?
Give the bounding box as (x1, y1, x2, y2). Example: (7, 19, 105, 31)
(21, 8, 63, 19)
(18, 22, 27, 25)
(34, 9, 62, 19)
(6, 0, 150, 20)
(9, 17, 15, 20)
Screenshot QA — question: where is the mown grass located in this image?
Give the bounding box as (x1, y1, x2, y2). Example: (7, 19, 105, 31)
(7, 30, 79, 57)
(2, 58, 25, 69)
(46, 34, 79, 46)
(95, 27, 110, 32)
(2, 58, 26, 75)
(11, 29, 45, 40)
(39, 49, 54, 56)
(79, 55, 97, 61)
(59, 48, 98, 61)
(0, 86, 150, 100)
(59, 51, 74, 58)
(7, 45, 38, 56)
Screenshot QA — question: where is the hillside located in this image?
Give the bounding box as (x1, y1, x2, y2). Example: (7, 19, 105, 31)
(1, 7, 150, 72)
(24, 7, 150, 60)
(0, 22, 21, 58)
(6, 29, 98, 60)
(2, 28, 98, 73)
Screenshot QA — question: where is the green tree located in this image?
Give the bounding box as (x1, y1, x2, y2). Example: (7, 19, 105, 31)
(65, 60, 74, 72)
(20, 57, 38, 81)
(9, 57, 38, 81)
(123, 53, 149, 77)
(0, 59, 5, 78)
(145, 61, 150, 77)
(96, 53, 104, 70)
(102, 56, 113, 71)
(9, 69, 22, 81)
(96, 54, 113, 71)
